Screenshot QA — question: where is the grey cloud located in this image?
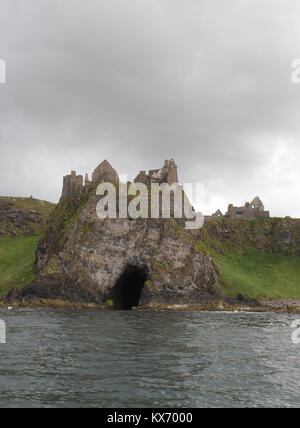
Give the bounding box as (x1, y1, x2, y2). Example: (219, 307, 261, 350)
(0, 0, 300, 217)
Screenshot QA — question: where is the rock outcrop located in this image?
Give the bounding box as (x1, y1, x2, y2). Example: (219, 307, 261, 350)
(4, 160, 300, 309)
(6, 186, 300, 307)
(201, 218, 300, 256)
(11, 184, 221, 307)
(0, 197, 55, 237)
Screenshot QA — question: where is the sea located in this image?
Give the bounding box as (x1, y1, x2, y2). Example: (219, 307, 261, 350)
(0, 308, 299, 408)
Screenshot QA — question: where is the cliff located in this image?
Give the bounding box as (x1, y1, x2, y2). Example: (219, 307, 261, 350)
(0, 197, 55, 295)
(18, 184, 221, 307)
(197, 218, 300, 300)
(6, 186, 300, 308)
(0, 196, 55, 238)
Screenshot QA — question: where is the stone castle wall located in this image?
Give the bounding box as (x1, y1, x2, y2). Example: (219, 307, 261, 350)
(134, 159, 178, 186)
(227, 203, 269, 220)
(61, 171, 84, 199)
(61, 160, 119, 199)
(59, 160, 271, 221)
(205, 197, 270, 222)
(92, 160, 119, 184)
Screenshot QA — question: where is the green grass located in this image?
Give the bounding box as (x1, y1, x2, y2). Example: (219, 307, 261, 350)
(0, 196, 55, 215)
(40, 184, 98, 257)
(0, 196, 56, 237)
(213, 249, 300, 300)
(0, 235, 40, 295)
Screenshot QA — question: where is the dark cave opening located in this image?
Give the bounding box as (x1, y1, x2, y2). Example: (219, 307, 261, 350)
(113, 265, 148, 310)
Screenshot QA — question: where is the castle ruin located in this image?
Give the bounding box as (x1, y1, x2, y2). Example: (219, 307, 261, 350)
(60, 159, 270, 221)
(60, 160, 119, 200)
(92, 159, 119, 184)
(61, 171, 84, 199)
(205, 196, 270, 221)
(134, 159, 178, 186)
(61, 159, 178, 200)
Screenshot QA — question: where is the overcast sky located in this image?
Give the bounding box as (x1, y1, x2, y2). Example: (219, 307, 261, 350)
(0, 0, 300, 217)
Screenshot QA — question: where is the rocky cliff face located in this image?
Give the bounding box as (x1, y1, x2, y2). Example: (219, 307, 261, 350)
(200, 217, 300, 256)
(9, 186, 300, 308)
(17, 186, 221, 307)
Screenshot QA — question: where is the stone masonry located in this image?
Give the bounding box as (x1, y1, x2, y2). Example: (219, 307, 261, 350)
(60, 160, 119, 200)
(134, 159, 178, 186)
(205, 196, 270, 222)
(92, 160, 119, 184)
(61, 171, 84, 199)
(60, 159, 271, 220)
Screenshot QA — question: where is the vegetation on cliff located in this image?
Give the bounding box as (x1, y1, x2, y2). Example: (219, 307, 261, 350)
(195, 218, 300, 300)
(0, 196, 55, 238)
(214, 250, 300, 299)
(0, 197, 55, 294)
(38, 185, 97, 259)
(1, 192, 300, 305)
(34, 189, 300, 304)
(0, 235, 40, 294)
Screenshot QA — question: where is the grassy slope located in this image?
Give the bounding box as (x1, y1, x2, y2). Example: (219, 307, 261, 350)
(0, 196, 55, 216)
(46, 193, 300, 301)
(1, 193, 299, 302)
(0, 197, 56, 295)
(214, 250, 300, 300)
(195, 218, 300, 300)
(0, 235, 40, 294)
(0, 196, 55, 237)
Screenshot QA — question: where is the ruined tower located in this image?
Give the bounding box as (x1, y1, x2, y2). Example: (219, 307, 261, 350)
(60, 160, 119, 200)
(61, 171, 84, 200)
(134, 159, 179, 185)
(250, 196, 265, 212)
(85, 173, 92, 187)
(92, 160, 119, 184)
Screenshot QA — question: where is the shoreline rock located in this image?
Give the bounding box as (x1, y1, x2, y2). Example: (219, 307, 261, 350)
(1, 297, 300, 314)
